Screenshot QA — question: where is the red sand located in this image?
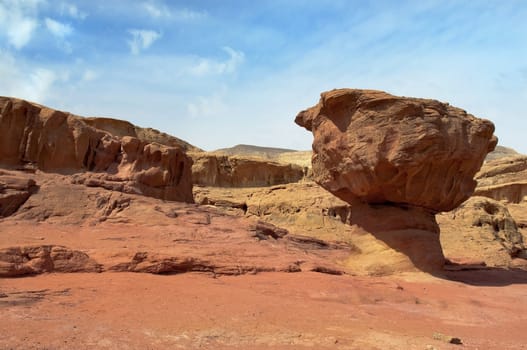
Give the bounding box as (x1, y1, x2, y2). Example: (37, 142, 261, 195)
(2, 270, 527, 349)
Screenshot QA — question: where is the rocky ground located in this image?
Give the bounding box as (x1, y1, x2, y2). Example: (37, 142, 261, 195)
(2, 168, 527, 349)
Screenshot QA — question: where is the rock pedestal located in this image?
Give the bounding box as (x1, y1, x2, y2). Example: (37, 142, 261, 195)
(296, 89, 497, 273)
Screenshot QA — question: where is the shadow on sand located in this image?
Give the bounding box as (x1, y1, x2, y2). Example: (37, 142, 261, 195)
(350, 201, 527, 286)
(440, 268, 527, 286)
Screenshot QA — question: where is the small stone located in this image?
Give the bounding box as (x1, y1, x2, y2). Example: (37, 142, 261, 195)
(433, 332, 463, 345)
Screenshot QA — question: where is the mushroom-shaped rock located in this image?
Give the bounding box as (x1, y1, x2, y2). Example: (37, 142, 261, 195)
(295, 89, 497, 213)
(296, 89, 497, 274)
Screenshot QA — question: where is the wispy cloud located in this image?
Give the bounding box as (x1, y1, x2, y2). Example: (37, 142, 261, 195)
(0, 0, 42, 49)
(172, 8, 207, 21)
(187, 92, 227, 118)
(59, 2, 87, 20)
(45, 18, 73, 38)
(142, 0, 170, 18)
(0, 50, 60, 101)
(190, 47, 245, 76)
(82, 69, 98, 82)
(127, 29, 161, 55)
(142, 0, 206, 20)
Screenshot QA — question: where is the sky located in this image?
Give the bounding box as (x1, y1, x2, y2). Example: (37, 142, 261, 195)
(0, 0, 526, 153)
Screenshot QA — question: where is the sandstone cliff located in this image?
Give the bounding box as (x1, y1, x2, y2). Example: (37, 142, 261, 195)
(0, 97, 194, 203)
(83, 117, 202, 152)
(191, 152, 305, 187)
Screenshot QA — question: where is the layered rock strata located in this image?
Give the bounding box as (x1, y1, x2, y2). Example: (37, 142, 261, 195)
(0, 97, 193, 202)
(191, 153, 305, 187)
(475, 156, 527, 203)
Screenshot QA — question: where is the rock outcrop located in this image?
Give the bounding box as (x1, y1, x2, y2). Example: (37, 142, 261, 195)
(438, 196, 527, 268)
(0, 170, 351, 277)
(191, 153, 305, 187)
(475, 156, 527, 203)
(450, 197, 525, 258)
(295, 89, 497, 273)
(295, 89, 497, 212)
(0, 172, 38, 217)
(0, 97, 193, 202)
(0, 245, 103, 277)
(83, 117, 202, 152)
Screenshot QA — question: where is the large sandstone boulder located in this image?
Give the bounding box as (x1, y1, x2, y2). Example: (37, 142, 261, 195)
(295, 89, 497, 273)
(295, 89, 497, 212)
(0, 97, 193, 202)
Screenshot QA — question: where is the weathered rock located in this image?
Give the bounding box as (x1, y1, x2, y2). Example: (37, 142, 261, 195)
(251, 220, 289, 240)
(0, 97, 193, 202)
(191, 153, 305, 187)
(449, 196, 526, 258)
(0, 245, 102, 277)
(193, 182, 354, 241)
(194, 181, 527, 272)
(0, 170, 351, 277)
(0, 172, 38, 217)
(83, 117, 202, 152)
(475, 156, 527, 203)
(295, 89, 497, 212)
(295, 89, 497, 273)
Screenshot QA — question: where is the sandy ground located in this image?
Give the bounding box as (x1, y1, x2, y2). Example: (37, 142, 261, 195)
(2, 270, 527, 350)
(2, 170, 527, 349)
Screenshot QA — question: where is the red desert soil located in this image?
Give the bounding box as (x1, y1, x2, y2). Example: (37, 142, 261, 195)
(2, 270, 527, 350)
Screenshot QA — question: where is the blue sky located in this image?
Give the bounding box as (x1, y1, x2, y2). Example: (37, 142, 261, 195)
(1, 0, 526, 153)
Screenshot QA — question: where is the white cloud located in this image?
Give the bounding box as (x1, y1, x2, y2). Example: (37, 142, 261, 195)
(190, 46, 245, 76)
(142, 1, 206, 20)
(0, 50, 59, 102)
(0, 0, 42, 49)
(60, 2, 87, 20)
(127, 29, 161, 55)
(82, 69, 98, 82)
(173, 8, 207, 21)
(29, 69, 57, 99)
(187, 93, 227, 118)
(143, 1, 170, 18)
(45, 18, 72, 38)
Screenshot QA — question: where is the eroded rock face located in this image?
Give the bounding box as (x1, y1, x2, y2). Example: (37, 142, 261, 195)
(451, 196, 525, 258)
(295, 89, 498, 273)
(0, 172, 38, 217)
(295, 89, 497, 212)
(0, 245, 102, 277)
(191, 153, 305, 187)
(0, 97, 193, 202)
(83, 117, 202, 152)
(475, 156, 527, 203)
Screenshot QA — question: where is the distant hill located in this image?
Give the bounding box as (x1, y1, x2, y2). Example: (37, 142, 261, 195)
(213, 144, 298, 158)
(212, 144, 312, 168)
(485, 145, 521, 161)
